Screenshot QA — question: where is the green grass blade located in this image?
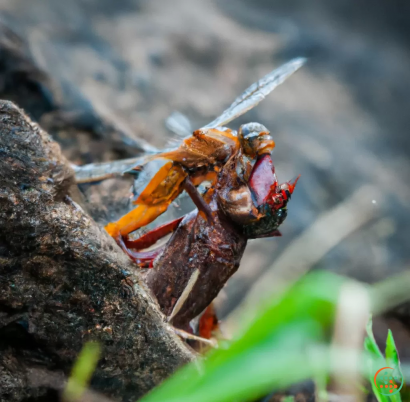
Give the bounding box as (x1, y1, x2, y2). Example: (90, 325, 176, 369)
(364, 318, 404, 402)
(365, 316, 383, 359)
(364, 318, 388, 402)
(140, 271, 344, 402)
(385, 330, 403, 402)
(386, 330, 401, 375)
(64, 342, 101, 402)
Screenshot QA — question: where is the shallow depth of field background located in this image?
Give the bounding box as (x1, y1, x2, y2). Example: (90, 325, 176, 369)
(2, 0, 410, 358)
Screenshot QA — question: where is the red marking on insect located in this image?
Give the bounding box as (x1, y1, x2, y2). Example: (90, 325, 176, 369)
(74, 58, 306, 339)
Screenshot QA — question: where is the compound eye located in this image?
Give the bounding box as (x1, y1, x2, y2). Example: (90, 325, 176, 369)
(238, 122, 274, 157)
(238, 122, 268, 140)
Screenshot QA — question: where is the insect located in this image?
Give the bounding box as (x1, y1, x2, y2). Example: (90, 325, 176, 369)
(74, 58, 305, 336)
(142, 152, 298, 331)
(75, 58, 305, 257)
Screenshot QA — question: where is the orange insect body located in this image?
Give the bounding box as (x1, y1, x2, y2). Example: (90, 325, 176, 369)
(74, 58, 306, 337)
(105, 128, 244, 239)
(75, 57, 305, 264)
(105, 161, 187, 237)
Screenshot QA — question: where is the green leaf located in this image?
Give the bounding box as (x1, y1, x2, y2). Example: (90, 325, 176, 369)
(365, 316, 383, 359)
(364, 318, 404, 402)
(364, 318, 389, 402)
(140, 271, 345, 402)
(386, 330, 400, 374)
(64, 342, 101, 402)
(385, 330, 403, 402)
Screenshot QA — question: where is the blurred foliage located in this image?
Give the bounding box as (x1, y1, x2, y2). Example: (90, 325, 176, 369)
(365, 318, 403, 402)
(64, 342, 101, 402)
(139, 271, 408, 402)
(140, 271, 342, 402)
(66, 272, 409, 402)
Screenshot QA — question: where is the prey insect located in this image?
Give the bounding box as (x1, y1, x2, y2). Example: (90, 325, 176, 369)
(75, 58, 304, 253)
(74, 58, 305, 337)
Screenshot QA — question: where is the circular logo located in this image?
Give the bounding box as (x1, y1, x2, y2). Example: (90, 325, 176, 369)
(374, 367, 403, 396)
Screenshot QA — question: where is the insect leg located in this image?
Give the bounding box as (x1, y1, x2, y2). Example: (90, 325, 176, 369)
(117, 235, 163, 268)
(116, 216, 185, 267)
(183, 178, 214, 224)
(105, 203, 171, 267)
(124, 216, 184, 250)
(170, 326, 216, 347)
(250, 229, 282, 239)
(105, 203, 170, 238)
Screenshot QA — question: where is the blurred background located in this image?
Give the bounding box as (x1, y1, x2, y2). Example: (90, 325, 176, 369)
(1, 0, 410, 360)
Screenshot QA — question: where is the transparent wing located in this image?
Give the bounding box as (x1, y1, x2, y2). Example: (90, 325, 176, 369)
(165, 111, 192, 139)
(202, 57, 306, 129)
(74, 58, 306, 184)
(74, 155, 149, 184)
(75, 111, 192, 183)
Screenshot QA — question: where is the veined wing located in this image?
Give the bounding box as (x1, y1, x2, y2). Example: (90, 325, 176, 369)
(202, 57, 306, 129)
(74, 155, 149, 184)
(165, 111, 192, 140)
(74, 58, 305, 184)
